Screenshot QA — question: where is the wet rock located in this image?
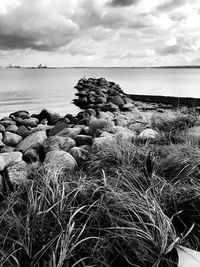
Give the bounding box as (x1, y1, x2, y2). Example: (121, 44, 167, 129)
(43, 136, 76, 153)
(43, 151, 77, 173)
(3, 132, 23, 146)
(139, 128, 159, 139)
(6, 124, 18, 133)
(69, 146, 89, 164)
(89, 119, 115, 137)
(10, 110, 30, 119)
(17, 131, 47, 153)
(74, 135, 93, 146)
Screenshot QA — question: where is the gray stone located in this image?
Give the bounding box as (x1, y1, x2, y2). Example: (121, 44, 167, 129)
(93, 136, 116, 150)
(22, 118, 38, 127)
(16, 125, 30, 137)
(110, 96, 124, 107)
(0, 152, 23, 171)
(10, 110, 30, 119)
(1, 146, 16, 153)
(0, 124, 5, 133)
(43, 136, 76, 153)
(43, 151, 77, 173)
(48, 121, 68, 136)
(97, 111, 114, 121)
(139, 128, 159, 139)
(123, 97, 133, 104)
(57, 127, 81, 138)
(69, 147, 89, 164)
(101, 103, 119, 112)
(89, 119, 115, 137)
(3, 132, 23, 146)
(6, 161, 28, 187)
(0, 140, 5, 149)
(0, 133, 3, 141)
(122, 103, 134, 111)
(6, 124, 18, 133)
(17, 131, 47, 153)
(0, 120, 16, 128)
(23, 149, 38, 163)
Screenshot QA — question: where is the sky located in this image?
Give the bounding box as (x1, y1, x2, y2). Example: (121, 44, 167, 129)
(0, 0, 200, 67)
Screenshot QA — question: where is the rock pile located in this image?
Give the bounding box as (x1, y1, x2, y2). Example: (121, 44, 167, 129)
(0, 78, 159, 197)
(73, 77, 134, 112)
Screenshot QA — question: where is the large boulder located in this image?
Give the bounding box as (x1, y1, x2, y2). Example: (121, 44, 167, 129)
(110, 96, 124, 107)
(17, 131, 47, 153)
(43, 136, 76, 153)
(43, 151, 77, 173)
(3, 132, 23, 146)
(22, 118, 38, 128)
(16, 125, 30, 137)
(0, 152, 23, 171)
(89, 119, 115, 137)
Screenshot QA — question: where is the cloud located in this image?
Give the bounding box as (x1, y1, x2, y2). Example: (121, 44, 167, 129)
(0, 0, 79, 51)
(108, 0, 139, 7)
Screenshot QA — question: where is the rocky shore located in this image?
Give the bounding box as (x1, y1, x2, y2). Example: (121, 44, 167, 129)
(0, 77, 193, 196)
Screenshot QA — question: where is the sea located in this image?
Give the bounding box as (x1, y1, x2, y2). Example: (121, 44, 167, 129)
(0, 67, 200, 118)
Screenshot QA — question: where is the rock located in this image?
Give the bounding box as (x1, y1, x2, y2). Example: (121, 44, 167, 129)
(17, 131, 47, 153)
(69, 147, 89, 164)
(89, 119, 115, 137)
(101, 103, 119, 112)
(97, 111, 114, 121)
(1, 117, 13, 121)
(93, 136, 116, 150)
(0, 152, 23, 171)
(6, 124, 18, 133)
(10, 110, 30, 119)
(74, 135, 93, 146)
(100, 131, 114, 137)
(16, 125, 30, 137)
(43, 151, 77, 173)
(139, 128, 159, 139)
(6, 161, 28, 187)
(0, 120, 16, 128)
(0, 124, 5, 133)
(48, 121, 68, 136)
(0, 140, 5, 149)
(78, 118, 89, 126)
(43, 136, 76, 153)
(3, 132, 23, 146)
(22, 118, 38, 127)
(1, 146, 16, 153)
(122, 103, 134, 111)
(32, 109, 60, 124)
(110, 96, 124, 107)
(57, 127, 81, 139)
(29, 124, 53, 134)
(123, 97, 133, 104)
(0, 133, 3, 141)
(13, 117, 23, 126)
(23, 149, 38, 163)
(114, 114, 128, 127)
(96, 96, 107, 104)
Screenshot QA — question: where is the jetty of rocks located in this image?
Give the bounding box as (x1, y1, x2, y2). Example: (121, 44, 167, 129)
(0, 77, 160, 197)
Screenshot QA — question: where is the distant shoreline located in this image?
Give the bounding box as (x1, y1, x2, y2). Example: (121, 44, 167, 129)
(2, 66, 200, 69)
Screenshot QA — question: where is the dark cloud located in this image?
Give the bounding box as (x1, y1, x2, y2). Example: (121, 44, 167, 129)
(157, 44, 181, 55)
(108, 0, 139, 7)
(157, 0, 189, 11)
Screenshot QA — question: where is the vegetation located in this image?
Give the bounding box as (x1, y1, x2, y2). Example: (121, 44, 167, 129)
(1, 111, 200, 266)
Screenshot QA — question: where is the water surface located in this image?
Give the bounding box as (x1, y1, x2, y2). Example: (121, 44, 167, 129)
(0, 68, 199, 117)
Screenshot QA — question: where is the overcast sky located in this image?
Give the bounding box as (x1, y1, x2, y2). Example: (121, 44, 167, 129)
(0, 0, 199, 67)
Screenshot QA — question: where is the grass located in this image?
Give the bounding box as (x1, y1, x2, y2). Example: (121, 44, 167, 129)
(1, 111, 200, 266)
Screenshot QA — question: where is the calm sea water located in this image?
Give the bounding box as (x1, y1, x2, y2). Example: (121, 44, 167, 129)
(0, 68, 200, 117)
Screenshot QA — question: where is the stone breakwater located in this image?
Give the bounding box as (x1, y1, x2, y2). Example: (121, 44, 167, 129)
(0, 77, 162, 196)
